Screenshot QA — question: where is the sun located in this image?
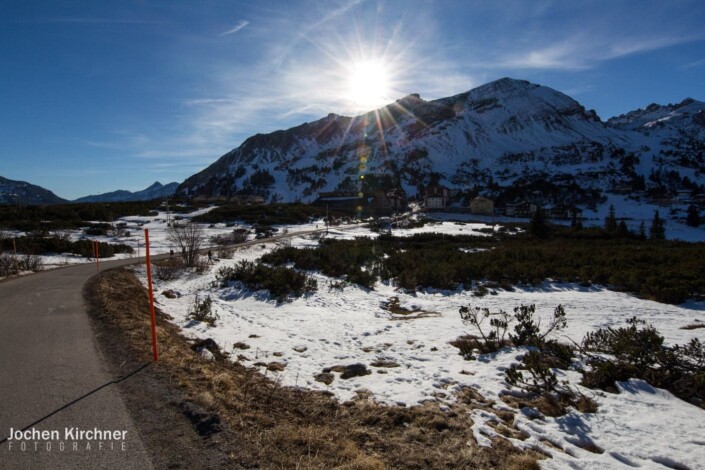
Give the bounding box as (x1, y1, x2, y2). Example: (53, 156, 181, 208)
(346, 60, 391, 109)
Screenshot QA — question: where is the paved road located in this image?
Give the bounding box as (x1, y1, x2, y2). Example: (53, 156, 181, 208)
(0, 257, 155, 469)
(0, 226, 343, 469)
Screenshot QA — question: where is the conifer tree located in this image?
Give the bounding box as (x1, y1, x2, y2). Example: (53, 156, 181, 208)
(686, 205, 701, 227)
(638, 221, 646, 240)
(605, 203, 617, 232)
(649, 211, 666, 241)
(617, 220, 629, 236)
(530, 207, 549, 239)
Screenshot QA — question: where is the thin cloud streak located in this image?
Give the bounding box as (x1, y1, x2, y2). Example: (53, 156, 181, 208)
(220, 20, 249, 36)
(685, 58, 705, 68)
(491, 33, 700, 71)
(43, 17, 162, 24)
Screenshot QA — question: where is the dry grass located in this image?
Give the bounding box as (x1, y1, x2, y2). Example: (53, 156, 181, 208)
(91, 268, 542, 469)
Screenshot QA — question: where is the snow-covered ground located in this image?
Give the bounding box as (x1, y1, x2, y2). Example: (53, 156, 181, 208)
(4, 206, 705, 467)
(135, 228, 705, 470)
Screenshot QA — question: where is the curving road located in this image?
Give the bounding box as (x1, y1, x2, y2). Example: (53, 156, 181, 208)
(0, 258, 154, 469)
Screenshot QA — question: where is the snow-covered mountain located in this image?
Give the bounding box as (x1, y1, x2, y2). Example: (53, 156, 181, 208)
(178, 77, 704, 211)
(0, 176, 67, 205)
(73, 181, 179, 203)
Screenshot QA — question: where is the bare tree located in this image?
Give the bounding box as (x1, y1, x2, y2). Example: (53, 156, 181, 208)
(168, 222, 205, 267)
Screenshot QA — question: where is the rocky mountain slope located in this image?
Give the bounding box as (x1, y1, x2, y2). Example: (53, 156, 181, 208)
(0, 176, 67, 205)
(177, 78, 704, 213)
(73, 181, 179, 203)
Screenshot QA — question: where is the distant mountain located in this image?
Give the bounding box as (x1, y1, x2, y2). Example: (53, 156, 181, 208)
(177, 77, 704, 210)
(0, 176, 67, 205)
(73, 181, 179, 203)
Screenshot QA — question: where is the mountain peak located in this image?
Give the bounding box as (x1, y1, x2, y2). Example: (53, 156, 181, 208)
(145, 181, 164, 191)
(396, 93, 422, 103)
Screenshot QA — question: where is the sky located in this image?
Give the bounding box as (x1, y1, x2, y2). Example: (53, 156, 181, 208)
(1, 0, 704, 200)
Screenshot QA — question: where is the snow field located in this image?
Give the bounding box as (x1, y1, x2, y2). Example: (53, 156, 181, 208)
(136, 227, 705, 470)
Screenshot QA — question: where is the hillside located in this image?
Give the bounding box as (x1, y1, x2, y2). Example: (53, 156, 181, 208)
(0, 176, 67, 205)
(177, 78, 704, 213)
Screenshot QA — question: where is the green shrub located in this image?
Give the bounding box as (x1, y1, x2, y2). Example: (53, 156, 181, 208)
(581, 318, 705, 407)
(254, 231, 705, 304)
(510, 304, 567, 347)
(457, 306, 511, 356)
(216, 260, 317, 303)
(505, 351, 560, 395)
(0, 235, 132, 258)
(189, 295, 218, 326)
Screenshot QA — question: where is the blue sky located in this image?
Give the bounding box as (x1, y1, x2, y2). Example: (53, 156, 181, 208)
(1, 0, 704, 200)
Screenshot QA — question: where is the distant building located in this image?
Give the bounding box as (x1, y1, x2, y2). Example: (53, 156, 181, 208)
(611, 183, 633, 194)
(676, 190, 692, 202)
(469, 197, 494, 216)
(372, 188, 407, 211)
(650, 198, 674, 207)
(313, 192, 370, 209)
(424, 185, 449, 209)
(545, 205, 582, 220)
(505, 201, 536, 218)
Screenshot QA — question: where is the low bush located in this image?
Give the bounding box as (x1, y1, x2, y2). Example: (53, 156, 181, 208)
(581, 317, 705, 408)
(0, 235, 133, 258)
(456, 303, 567, 356)
(0, 252, 43, 276)
(18, 253, 43, 272)
(458, 303, 584, 415)
(189, 295, 218, 326)
(505, 351, 561, 396)
(0, 253, 17, 277)
(216, 260, 317, 303)
(510, 304, 567, 347)
(154, 257, 186, 281)
(261, 232, 705, 304)
(457, 306, 511, 356)
(217, 247, 235, 259)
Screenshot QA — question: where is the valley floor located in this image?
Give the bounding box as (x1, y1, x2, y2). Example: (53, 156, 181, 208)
(137, 223, 705, 470)
(4, 207, 705, 468)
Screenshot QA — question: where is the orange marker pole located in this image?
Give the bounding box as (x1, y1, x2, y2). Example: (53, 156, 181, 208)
(94, 240, 100, 272)
(144, 229, 159, 361)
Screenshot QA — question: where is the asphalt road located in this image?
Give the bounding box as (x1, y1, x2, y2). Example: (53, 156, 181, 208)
(0, 257, 155, 470)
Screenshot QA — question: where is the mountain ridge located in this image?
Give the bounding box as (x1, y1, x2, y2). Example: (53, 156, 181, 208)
(73, 181, 180, 203)
(178, 77, 704, 209)
(0, 176, 67, 205)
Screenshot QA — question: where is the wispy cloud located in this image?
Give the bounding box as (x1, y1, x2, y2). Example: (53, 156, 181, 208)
(305, 0, 362, 34)
(44, 17, 161, 25)
(491, 33, 700, 71)
(685, 57, 705, 68)
(220, 20, 249, 36)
